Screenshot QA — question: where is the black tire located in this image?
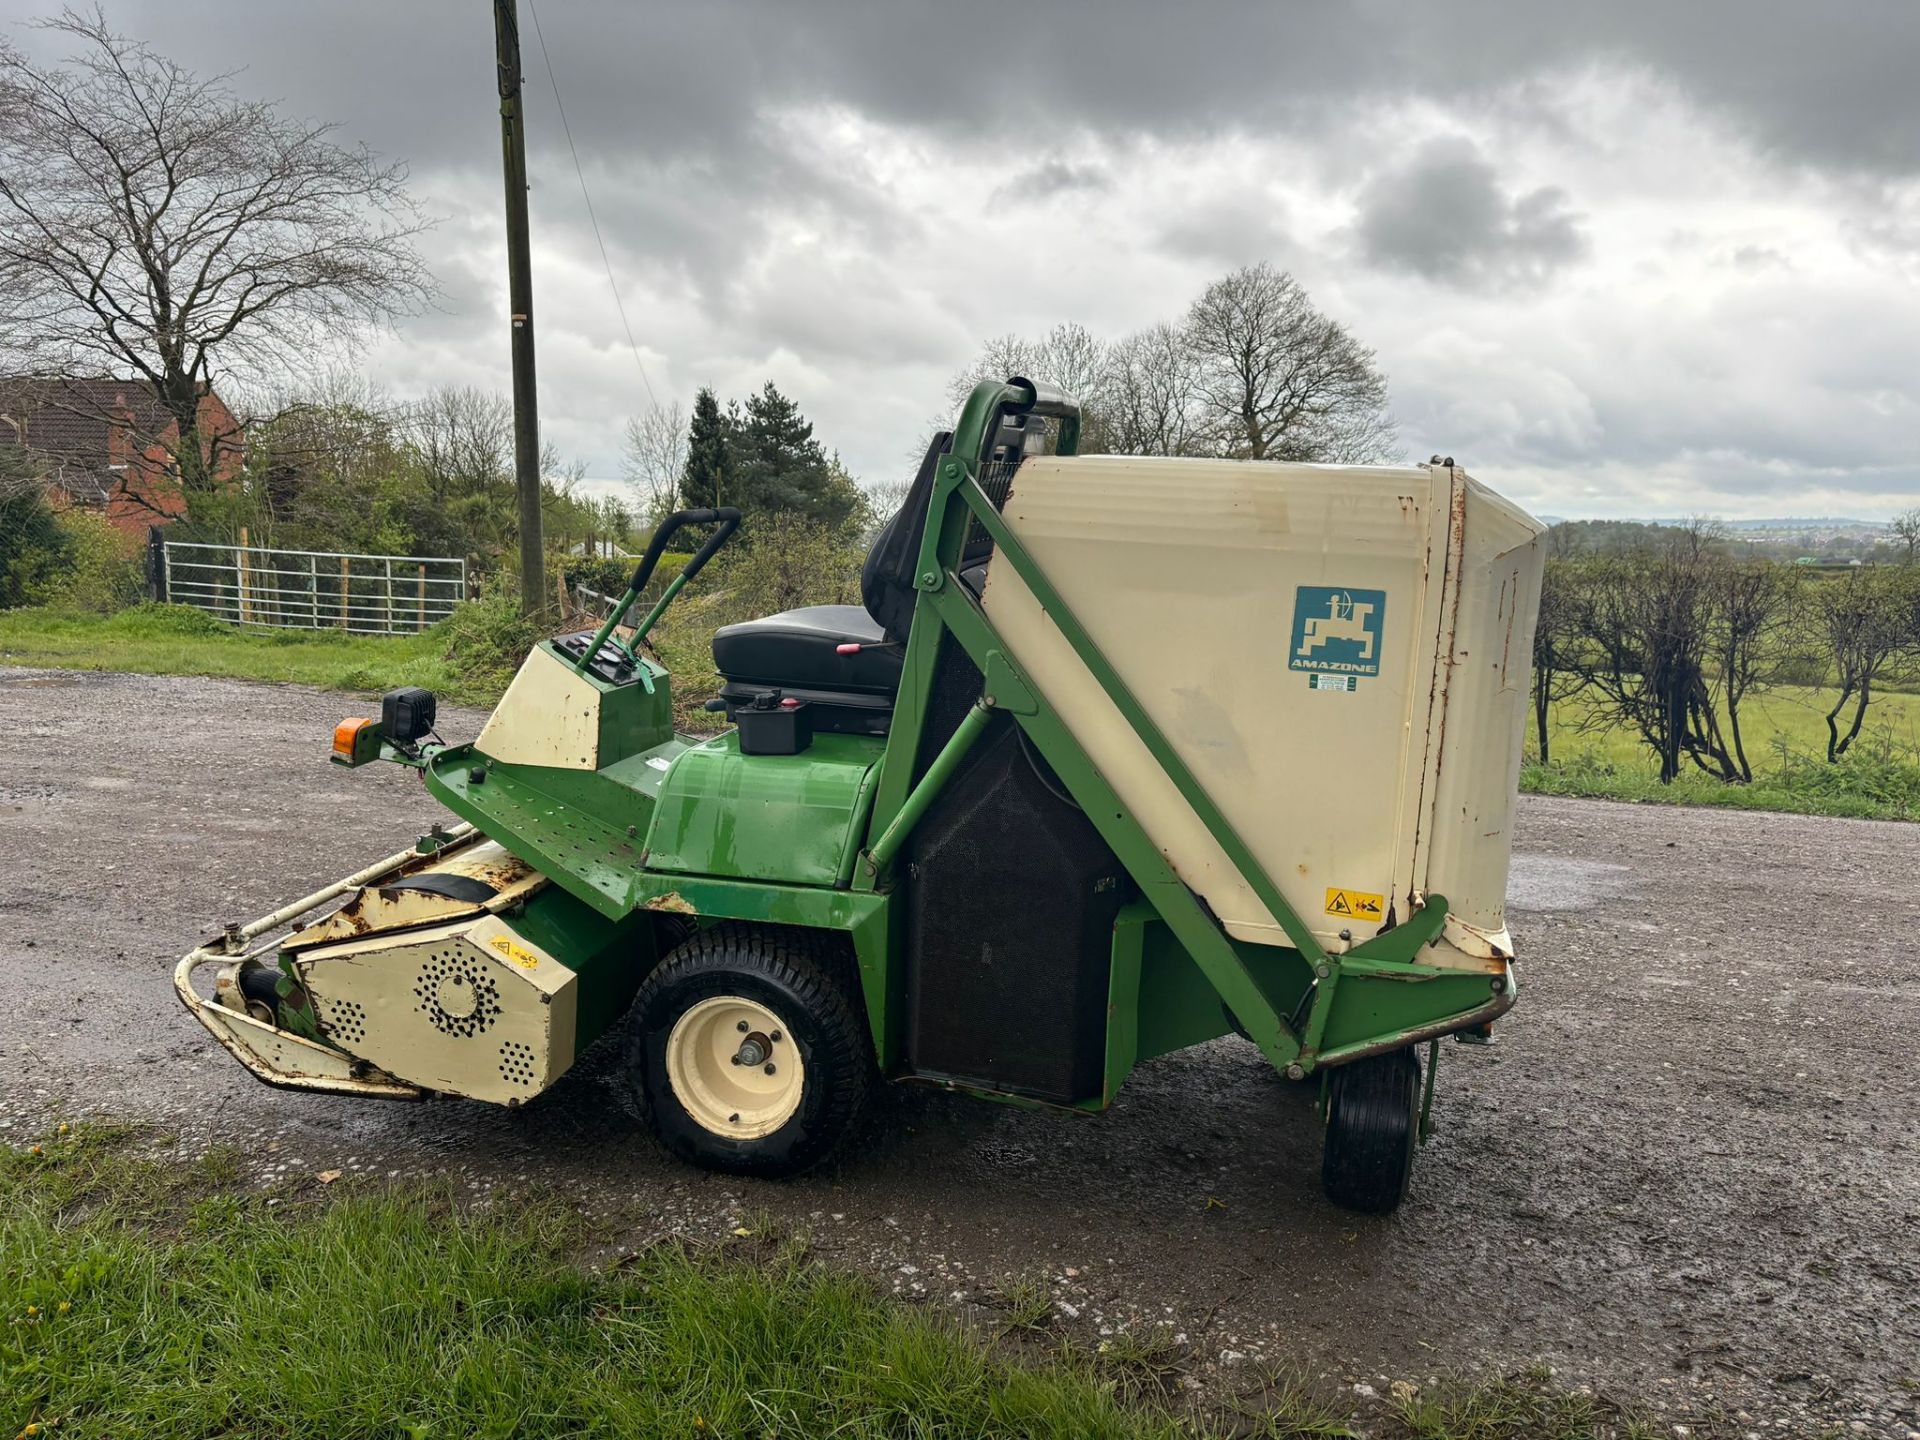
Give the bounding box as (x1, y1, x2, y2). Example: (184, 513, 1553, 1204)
(620, 923, 875, 1178)
(1320, 1048, 1421, 1214)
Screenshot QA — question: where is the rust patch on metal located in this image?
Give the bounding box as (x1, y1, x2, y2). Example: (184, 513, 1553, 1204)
(1405, 470, 1471, 905)
(644, 891, 697, 915)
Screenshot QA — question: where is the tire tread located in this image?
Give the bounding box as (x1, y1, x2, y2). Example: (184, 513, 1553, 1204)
(622, 922, 874, 1177)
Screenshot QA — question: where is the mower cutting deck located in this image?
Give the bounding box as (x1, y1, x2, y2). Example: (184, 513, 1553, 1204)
(178, 377, 1544, 1213)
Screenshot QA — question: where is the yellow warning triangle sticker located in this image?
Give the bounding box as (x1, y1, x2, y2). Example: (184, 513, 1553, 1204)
(1324, 887, 1385, 920)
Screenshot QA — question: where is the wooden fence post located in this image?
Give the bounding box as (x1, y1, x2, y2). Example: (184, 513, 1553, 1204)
(417, 565, 427, 631)
(339, 556, 350, 631)
(236, 527, 251, 624)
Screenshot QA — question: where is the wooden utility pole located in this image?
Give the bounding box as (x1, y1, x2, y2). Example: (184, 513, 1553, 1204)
(495, 0, 545, 616)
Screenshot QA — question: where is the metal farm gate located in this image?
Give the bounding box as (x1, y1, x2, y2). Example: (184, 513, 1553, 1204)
(160, 540, 467, 635)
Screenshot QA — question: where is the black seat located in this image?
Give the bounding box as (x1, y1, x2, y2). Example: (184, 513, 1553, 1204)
(708, 412, 1038, 737)
(710, 605, 902, 695)
(709, 432, 951, 736)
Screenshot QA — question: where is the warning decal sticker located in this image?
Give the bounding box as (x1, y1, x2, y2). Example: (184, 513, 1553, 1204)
(1324, 887, 1385, 921)
(1289, 586, 1386, 679)
(489, 934, 542, 969)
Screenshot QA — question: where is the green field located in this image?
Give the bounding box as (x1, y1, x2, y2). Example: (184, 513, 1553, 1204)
(1537, 685, 1920, 768)
(3, 603, 1915, 821)
(1527, 686, 1920, 821)
(0, 601, 527, 708)
(1, 1126, 1664, 1440)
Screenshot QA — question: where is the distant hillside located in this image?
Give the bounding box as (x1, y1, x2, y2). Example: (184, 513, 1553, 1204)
(1547, 516, 1885, 531)
(1546, 515, 1899, 562)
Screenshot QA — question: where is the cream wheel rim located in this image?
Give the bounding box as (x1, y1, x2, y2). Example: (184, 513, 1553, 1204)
(664, 995, 804, 1139)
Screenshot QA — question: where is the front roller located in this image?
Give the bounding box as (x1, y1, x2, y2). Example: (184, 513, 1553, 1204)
(176, 827, 653, 1107)
(172, 829, 484, 1099)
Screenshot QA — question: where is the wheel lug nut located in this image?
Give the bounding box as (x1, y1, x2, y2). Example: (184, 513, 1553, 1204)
(769, 1030, 782, 1043)
(764, 1062, 776, 1075)
(737, 1020, 749, 1032)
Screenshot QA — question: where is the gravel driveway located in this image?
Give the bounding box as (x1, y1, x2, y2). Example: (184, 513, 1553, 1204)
(2, 666, 1915, 1436)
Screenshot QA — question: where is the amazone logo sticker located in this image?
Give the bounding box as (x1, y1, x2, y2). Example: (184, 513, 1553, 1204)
(1289, 586, 1386, 679)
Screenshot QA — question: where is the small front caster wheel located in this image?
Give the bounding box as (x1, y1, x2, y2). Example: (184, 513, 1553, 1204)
(621, 923, 874, 1177)
(1320, 1048, 1421, 1214)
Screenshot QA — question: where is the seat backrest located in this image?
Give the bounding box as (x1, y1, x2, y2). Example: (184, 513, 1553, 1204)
(860, 430, 952, 642)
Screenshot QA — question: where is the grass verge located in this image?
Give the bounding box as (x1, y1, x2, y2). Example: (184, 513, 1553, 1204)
(1521, 734, 1920, 821)
(0, 601, 529, 709)
(1, 1127, 1677, 1440)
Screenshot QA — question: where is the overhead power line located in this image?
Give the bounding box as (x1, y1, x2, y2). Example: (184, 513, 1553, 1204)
(524, 0, 660, 410)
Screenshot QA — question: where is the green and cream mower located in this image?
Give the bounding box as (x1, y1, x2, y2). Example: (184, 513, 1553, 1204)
(178, 378, 1545, 1212)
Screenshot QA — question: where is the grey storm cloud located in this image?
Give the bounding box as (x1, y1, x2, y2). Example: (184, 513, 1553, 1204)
(1355, 137, 1588, 289)
(16, 2, 1919, 179)
(6, 0, 1918, 518)
(993, 160, 1112, 205)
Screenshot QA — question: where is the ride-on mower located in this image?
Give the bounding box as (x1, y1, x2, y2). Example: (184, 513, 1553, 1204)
(178, 377, 1545, 1213)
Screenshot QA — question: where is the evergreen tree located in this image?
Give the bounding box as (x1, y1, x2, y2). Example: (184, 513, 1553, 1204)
(735, 382, 831, 519)
(675, 381, 863, 537)
(678, 387, 734, 511)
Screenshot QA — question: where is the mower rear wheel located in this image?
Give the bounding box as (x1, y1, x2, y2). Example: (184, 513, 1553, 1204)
(1320, 1048, 1421, 1215)
(622, 923, 874, 1178)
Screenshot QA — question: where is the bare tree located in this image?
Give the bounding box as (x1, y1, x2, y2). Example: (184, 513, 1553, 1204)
(946, 322, 1116, 451)
(1183, 263, 1396, 463)
(945, 333, 1045, 412)
(409, 386, 512, 505)
(1710, 560, 1797, 781)
(0, 8, 431, 511)
(1105, 322, 1207, 457)
(1891, 506, 1920, 565)
(858, 474, 915, 541)
(621, 400, 687, 527)
(942, 269, 1398, 464)
(1567, 525, 1738, 783)
(1028, 321, 1109, 414)
(1810, 566, 1915, 761)
(1529, 558, 1586, 765)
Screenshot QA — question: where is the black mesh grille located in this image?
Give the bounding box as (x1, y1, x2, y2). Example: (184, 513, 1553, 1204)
(964, 459, 1021, 562)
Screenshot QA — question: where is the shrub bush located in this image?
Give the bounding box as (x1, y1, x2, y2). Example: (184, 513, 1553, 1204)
(38, 508, 144, 612)
(0, 485, 72, 607)
(433, 592, 544, 698)
(1772, 734, 1920, 816)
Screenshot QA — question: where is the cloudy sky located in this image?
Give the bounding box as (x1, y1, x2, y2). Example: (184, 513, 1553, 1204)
(8, 1, 1919, 519)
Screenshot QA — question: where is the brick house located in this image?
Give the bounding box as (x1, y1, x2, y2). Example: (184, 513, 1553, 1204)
(0, 377, 242, 539)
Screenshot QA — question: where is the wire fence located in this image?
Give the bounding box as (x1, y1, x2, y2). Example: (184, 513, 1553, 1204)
(160, 540, 468, 635)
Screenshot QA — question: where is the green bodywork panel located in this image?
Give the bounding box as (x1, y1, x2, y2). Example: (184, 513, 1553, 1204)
(422, 734, 898, 1064)
(1106, 905, 1316, 1087)
(426, 742, 669, 919)
(508, 880, 656, 1050)
(645, 731, 882, 888)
